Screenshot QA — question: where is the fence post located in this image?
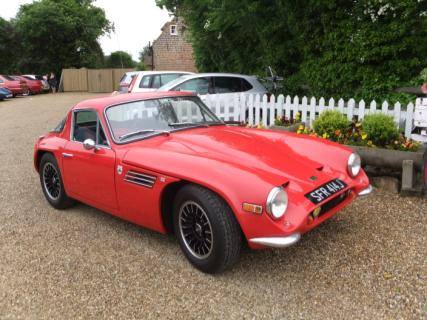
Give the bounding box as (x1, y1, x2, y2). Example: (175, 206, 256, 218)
(328, 98, 335, 111)
(301, 96, 308, 123)
(285, 95, 291, 119)
(393, 102, 401, 128)
(248, 94, 254, 125)
(262, 94, 268, 126)
(277, 94, 284, 119)
(338, 98, 345, 116)
(381, 101, 389, 115)
(255, 94, 261, 125)
(348, 99, 355, 121)
(293, 96, 299, 119)
(359, 100, 365, 120)
(269, 95, 276, 126)
(369, 100, 376, 114)
(405, 103, 414, 138)
(309, 97, 316, 127)
(318, 97, 325, 114)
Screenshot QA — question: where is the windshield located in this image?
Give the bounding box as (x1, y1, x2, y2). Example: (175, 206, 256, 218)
(105, 96, 223, 143)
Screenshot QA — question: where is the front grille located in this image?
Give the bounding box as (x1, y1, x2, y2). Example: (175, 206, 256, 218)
(124, 170, 156, 188)
(318, 190, 350, 217)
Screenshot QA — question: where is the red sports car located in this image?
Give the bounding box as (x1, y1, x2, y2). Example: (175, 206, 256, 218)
(0, 75, 29, 96)
(34, 92, 372, 273)
(14, 75, 42, 95)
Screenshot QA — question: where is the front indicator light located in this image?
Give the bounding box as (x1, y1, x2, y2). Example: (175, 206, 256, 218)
(242, 202, 263, 214)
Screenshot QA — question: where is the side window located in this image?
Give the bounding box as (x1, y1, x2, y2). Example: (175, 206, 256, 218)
(72, 110, 108, 146)
(213, 77, 242, 93)
(174, 78, 211, 95)
(151, 75, 161, 89)
(241, 79, 253, 91)
(139, 75, 152, 88)
(160, 73, 182, 86)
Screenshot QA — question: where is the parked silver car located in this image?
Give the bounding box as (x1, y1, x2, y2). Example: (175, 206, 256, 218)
(157, 73, 268, 104)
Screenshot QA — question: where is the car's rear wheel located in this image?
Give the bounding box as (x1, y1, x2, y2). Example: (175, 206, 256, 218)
(173, 184, 241, 274)
(39, 153, 75, 210)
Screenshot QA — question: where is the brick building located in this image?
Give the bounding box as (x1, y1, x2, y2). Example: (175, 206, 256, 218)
(146, 17, 197, 72)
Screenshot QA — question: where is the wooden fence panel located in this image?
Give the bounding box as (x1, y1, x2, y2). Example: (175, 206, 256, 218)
(62, 68, 88, 92)
(88, 69, 113, 93)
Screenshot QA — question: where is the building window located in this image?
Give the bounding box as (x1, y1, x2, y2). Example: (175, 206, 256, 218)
(170, 25, 178, 35)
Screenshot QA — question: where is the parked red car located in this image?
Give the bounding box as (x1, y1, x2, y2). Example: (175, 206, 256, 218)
(34, 92, 372, 273)
(14, 75, 42, 95)
(0, 75, 29, 96)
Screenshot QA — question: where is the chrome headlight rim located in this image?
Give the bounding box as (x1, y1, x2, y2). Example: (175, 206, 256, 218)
(266, 186, 288, 220)
(347, 153, 361, 178)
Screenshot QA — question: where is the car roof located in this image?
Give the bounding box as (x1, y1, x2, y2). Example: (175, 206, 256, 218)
(158, 73, 259, 90)
(73, 91, 197, 111)
(126, 70, 193, 76)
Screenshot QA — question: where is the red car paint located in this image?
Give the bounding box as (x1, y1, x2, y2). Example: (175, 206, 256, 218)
(0, 75, 29, 96)
(34, 92, 370, 249)
(15, 75, 42, 94)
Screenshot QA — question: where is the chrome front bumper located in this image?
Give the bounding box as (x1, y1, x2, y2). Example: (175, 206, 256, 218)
(358, 184, 373, 196)
(249, 233, 301, 248)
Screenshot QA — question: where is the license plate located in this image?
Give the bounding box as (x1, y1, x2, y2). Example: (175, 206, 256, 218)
(6, 94, 12, 98)
(305, 179, 347, 204)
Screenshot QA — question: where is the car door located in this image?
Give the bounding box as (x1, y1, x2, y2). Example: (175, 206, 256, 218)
(62, 109, 117, 210)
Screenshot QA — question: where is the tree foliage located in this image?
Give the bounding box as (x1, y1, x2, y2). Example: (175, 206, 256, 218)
(14, 0, 113, 74)
(0, 18, 22, 73)
(157, 0, 427, 102)
(104, 51, 136, 68)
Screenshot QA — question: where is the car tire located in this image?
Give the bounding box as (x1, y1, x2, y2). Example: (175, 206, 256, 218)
(173, 184, 242, 274)
(39, 153, 75, 210)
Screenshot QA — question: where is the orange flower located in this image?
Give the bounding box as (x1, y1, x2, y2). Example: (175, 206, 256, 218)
(335, 129, 341, 136)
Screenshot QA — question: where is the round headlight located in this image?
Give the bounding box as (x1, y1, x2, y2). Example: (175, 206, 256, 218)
(266, 187, 288, 219)
(347, 153, 361, 177)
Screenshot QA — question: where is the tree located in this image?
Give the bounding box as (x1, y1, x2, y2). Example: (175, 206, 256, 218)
(104, 51, 136, 68)
(0, 18, 21, 74)
(15, 0, 113, 74)
(157, 0, 427, 103)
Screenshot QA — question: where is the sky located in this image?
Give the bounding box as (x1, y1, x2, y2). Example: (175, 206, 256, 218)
(0, 0, 172, 61)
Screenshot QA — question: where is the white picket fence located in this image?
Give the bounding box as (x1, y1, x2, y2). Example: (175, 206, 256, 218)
(203, 94, 422, 138)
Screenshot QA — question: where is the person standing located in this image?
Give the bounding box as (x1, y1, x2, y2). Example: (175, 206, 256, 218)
(49, 72, 57, 93)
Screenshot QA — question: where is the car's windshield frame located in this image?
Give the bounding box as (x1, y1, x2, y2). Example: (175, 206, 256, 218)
(103, 95, 224, 145)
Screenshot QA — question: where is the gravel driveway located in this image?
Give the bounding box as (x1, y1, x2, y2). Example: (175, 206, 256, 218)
(0, 93, 425, 319)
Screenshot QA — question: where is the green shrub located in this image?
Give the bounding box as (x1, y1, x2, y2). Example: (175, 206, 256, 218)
(312, 110, 349, 140)
(362, 113, 399, 147)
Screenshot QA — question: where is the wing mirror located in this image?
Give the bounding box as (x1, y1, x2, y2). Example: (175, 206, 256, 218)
(83, 138, 96, 150)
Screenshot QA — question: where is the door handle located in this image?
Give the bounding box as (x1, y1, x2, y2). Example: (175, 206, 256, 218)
(62, 152, 74, 158)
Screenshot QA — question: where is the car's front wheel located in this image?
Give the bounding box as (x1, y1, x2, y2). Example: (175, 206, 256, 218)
(39, 153, 75, 210)
(173, 184, 242, 274)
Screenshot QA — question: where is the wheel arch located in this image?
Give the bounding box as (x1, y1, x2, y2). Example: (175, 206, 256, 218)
(159, 180, 244, 239)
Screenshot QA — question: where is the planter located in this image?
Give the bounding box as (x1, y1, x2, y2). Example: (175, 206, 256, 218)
(270, 123, 302, 132)
(348, 145, 426, 171)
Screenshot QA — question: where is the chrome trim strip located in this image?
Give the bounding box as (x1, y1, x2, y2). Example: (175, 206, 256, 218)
(249, 233, 301, 248)
(127, 171, 156, 181)
(124, 170, 156, 188)
(358, 185, 373, 196)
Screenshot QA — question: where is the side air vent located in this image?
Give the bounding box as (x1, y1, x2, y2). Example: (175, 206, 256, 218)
(124, 170, 156, 188)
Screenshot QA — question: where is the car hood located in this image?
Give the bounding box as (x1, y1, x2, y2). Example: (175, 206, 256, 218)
(122, 126, 349, 193)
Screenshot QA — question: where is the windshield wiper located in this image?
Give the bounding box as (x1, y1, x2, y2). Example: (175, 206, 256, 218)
(168, 122, 209, 128)
(119, 129, 170, 141)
